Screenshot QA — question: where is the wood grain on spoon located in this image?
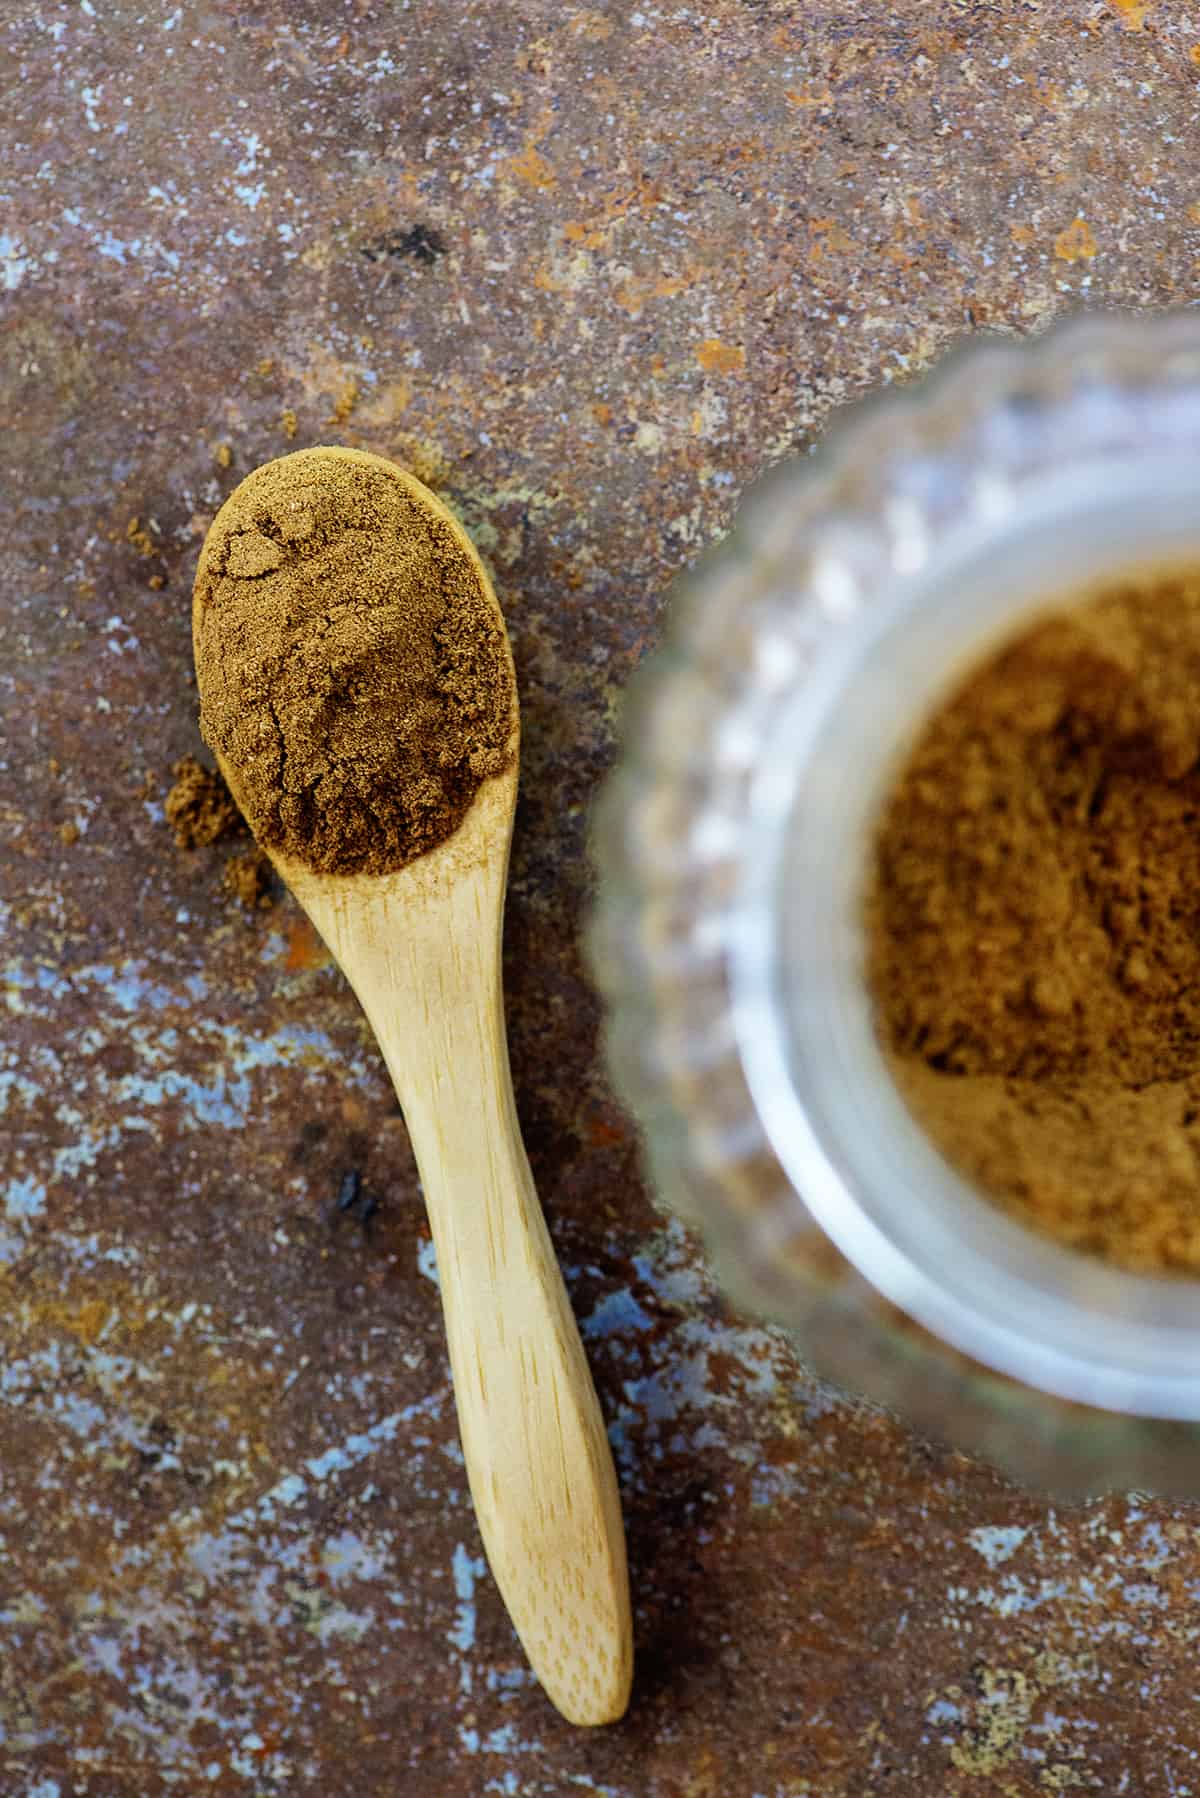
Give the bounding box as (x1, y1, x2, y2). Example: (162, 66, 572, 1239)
(195, 451, 632, 1725)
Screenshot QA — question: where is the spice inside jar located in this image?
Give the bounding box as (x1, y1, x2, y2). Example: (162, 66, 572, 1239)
(866, 568, 1200, 1275)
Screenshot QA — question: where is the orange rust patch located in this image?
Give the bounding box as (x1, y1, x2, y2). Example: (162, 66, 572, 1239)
(569, 9, 614, 39)
(591, 402, 612, 425)
(612, 280, 645, 316)
(284, 916, 330, 972)
(564, 220, 607, 249)
(72, 1299, 111, 1345)
(508, 143, 556, 191)
(1054, 216, 1098, 262)
(578, 176, 665, 234)
(355, 374, 412, 427)
(1108, 0, 1147, 26)
(585, 1113, 628, 1149)
(696, 338, 746, 375)
(1010, 222, 1036, 245)
(808, 216, 856, 256)
(534, 263, 564, 293)
(614, 266, 697, 315)
(0, 1267, 162, 1350)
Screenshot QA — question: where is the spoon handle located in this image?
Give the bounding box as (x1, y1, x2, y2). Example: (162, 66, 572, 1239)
(367, 926, 633, 1725)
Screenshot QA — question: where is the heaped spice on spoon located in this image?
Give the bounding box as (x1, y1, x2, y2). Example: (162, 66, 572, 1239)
(867, 571, 1200, 1275)
(193, 447, 516, 876)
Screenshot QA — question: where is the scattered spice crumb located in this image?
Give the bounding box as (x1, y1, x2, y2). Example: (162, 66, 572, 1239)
(148, 573, 166, 590)
(165, 754, 240, 849)
(48, 758, 60, 777)
(58, 821, 79, 846)
(327, 381, 359, 425)
(258, 357, 275, 376)
(215, 443, 233, 469)
(391, 432, 451, 489)
(520, 36, 553, 74)
(280, 408, 299, 439)
(126, 516, 157, 558)
(222, 849, 274, 909)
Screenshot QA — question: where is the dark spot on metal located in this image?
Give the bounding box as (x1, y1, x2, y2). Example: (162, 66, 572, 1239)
(147, 1415, 176, 1449)
(336, 1169, 363, 1212)
(359, 224, 446, 266)
(331, 1168, 381, 1231)
(291, 1119, 328, 1163)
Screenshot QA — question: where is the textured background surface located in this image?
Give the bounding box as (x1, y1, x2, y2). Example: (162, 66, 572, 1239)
(5, 2, 1200, 1793)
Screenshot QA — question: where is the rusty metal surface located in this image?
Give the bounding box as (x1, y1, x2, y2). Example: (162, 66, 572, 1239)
(4, 2, 1200, 1792)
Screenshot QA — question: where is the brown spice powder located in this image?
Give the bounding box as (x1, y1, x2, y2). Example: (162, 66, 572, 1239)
(193, 448, 516, 876)
(165, 754, 240, 849)
(867, 572, 1200, 1274)
(222, 849, 274, 910)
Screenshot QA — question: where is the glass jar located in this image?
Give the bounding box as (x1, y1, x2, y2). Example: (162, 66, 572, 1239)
(589, 312, 1200, 1497)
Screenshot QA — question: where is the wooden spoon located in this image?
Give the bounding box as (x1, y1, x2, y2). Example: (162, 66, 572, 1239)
(195, 452, 632, 1726)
